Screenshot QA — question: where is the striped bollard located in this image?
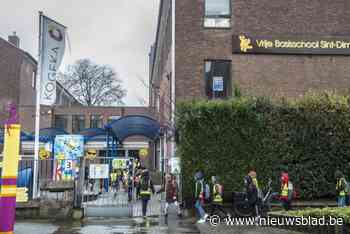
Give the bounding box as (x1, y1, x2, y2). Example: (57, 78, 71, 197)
(0, 124, 21, 234)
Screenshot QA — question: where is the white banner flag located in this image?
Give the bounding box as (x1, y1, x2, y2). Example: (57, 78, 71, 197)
(40, 15, 66, 105)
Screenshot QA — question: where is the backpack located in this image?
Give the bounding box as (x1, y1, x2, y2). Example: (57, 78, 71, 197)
(141, 178, 150, 191)
(199, 181, 210, 201)
(204, 183, 210, 201)
(288, 181, 294, 201)
(343, 178, 350, 194)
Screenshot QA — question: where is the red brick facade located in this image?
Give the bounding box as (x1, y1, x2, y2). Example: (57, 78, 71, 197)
(175, 0, 350, 101)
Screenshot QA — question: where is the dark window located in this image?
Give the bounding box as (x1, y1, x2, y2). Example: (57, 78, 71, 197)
(90, 115, 103, 128)
(204, 0, 231, 28)
(54, 115, 68, 131)
(117, 150, 125, 158)
(205, 60, 231, 99)
(128, 150, 139, 159)
(72, 115, 85, 133)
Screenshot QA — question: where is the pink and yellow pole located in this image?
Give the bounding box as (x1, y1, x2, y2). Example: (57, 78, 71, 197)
(0, 124, 21, 234)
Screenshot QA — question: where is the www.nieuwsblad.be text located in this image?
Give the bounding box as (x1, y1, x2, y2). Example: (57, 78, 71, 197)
(208, 215, 344, 227)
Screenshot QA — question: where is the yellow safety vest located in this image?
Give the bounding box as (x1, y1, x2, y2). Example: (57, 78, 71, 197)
(140, 179, 151, 195)
(336, 179, 346, 196)
(281, 183, 288, 197)
(252, 178, 259, 189)
(213, 184, 223, 203)
(111, 173, 117, 182)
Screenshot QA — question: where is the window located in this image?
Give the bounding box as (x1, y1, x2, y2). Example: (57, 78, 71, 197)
(107, 116, 121, 124)
(205, 60, 231, 99)
(72, 115, 85, 133)
(54, 115, 68, 131)
(117, 150, 125, 158)
(204, 0, 231, 28)
(90, 115, 103, 128)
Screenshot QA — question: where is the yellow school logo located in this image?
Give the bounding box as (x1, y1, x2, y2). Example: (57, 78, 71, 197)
(39, 147, 51, 160)
(239, 35, 253, 52)
(139, 148, 148, 158)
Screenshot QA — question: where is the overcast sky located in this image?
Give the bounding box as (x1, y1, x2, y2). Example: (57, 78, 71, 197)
(0, 0, 160, 106)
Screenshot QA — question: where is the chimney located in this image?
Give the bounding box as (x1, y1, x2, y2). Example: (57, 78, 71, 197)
(8, 31, 20, 48)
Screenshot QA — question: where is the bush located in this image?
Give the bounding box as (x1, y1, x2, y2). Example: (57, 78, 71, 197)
(176, 92, 350, 202)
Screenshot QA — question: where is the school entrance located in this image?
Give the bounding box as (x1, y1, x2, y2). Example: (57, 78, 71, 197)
(0, 115, 163, 218)
(75, 115, 162, 217)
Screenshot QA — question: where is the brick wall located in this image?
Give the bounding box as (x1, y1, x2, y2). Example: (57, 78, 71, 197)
(0, 37, 22, 123)
(175, 0, 350, 101)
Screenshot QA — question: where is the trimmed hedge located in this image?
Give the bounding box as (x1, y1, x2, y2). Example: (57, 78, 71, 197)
(176, 92, 350, 201)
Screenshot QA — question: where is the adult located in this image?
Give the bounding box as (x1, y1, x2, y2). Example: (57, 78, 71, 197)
(158, 174, 182, 217)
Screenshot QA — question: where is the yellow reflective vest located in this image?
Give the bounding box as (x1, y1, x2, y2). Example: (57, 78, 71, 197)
(111, 173, 117, 182)
(336, 179, 346, 196)
(281, 183, 288, 197)
(213, 184, 223, 203)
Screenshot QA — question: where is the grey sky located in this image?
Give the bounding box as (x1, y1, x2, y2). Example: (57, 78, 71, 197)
(0, 0, 160, 106)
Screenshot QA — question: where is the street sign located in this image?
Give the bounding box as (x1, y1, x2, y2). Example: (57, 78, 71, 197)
(213, 76, 224, 92)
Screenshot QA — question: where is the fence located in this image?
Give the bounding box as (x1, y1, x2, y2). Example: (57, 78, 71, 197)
(0, 156, 76, 202)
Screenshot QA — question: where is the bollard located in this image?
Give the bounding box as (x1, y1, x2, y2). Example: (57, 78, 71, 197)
(0, 124, 21, 234)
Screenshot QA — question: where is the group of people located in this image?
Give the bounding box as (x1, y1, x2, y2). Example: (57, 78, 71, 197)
(193, 170, 295, 224)
(132, 164, 182, 218)
(194, 171, 226, 223)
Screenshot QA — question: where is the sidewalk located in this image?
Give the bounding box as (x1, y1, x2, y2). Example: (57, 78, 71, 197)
(196, 222, 304, 234)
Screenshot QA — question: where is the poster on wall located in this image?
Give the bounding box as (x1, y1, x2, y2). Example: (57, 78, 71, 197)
(170, 157, 181, 175)
(54, 135, 84, 181)
(89, 164, 109, 179)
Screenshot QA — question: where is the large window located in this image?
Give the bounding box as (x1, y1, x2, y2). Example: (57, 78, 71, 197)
(204, 0, 231, 28)
(54, 115, 68, 131)
(205, 60, 231, 99)
(72, 115, 85, 133)
(90, 115, 103, 128)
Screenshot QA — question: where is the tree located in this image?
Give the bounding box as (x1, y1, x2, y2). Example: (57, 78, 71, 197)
(61, 59, 126, 106)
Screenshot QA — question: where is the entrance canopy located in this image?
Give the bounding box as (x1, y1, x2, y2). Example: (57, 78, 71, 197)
(106, 115, 161, 142)
(77, 128, 108, 142)
(35, 128, 68, 142)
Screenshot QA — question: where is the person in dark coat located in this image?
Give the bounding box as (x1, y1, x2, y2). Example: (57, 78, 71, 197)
(139, 169, 155, 218)
(158, 174, 181, 217)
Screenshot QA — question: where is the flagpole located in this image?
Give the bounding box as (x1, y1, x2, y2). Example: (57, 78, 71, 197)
(33, 11, 44, 199)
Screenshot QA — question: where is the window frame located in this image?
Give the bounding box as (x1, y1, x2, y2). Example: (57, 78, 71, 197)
(204, 59, 232, 99)
(54, 114, 68, 131)
(203, 0, 232, 29)
(72, 115, 86, 133)
(90, 114, 103, 128)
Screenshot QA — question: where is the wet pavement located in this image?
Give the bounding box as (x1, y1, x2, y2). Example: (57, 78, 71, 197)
(15, 215, 199, 234)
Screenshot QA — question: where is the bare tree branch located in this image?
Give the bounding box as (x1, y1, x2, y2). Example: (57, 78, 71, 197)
(60, 59, 127, 106)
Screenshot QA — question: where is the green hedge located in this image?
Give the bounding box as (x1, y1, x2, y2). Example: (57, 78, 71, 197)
(176, 92, 350, 201)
